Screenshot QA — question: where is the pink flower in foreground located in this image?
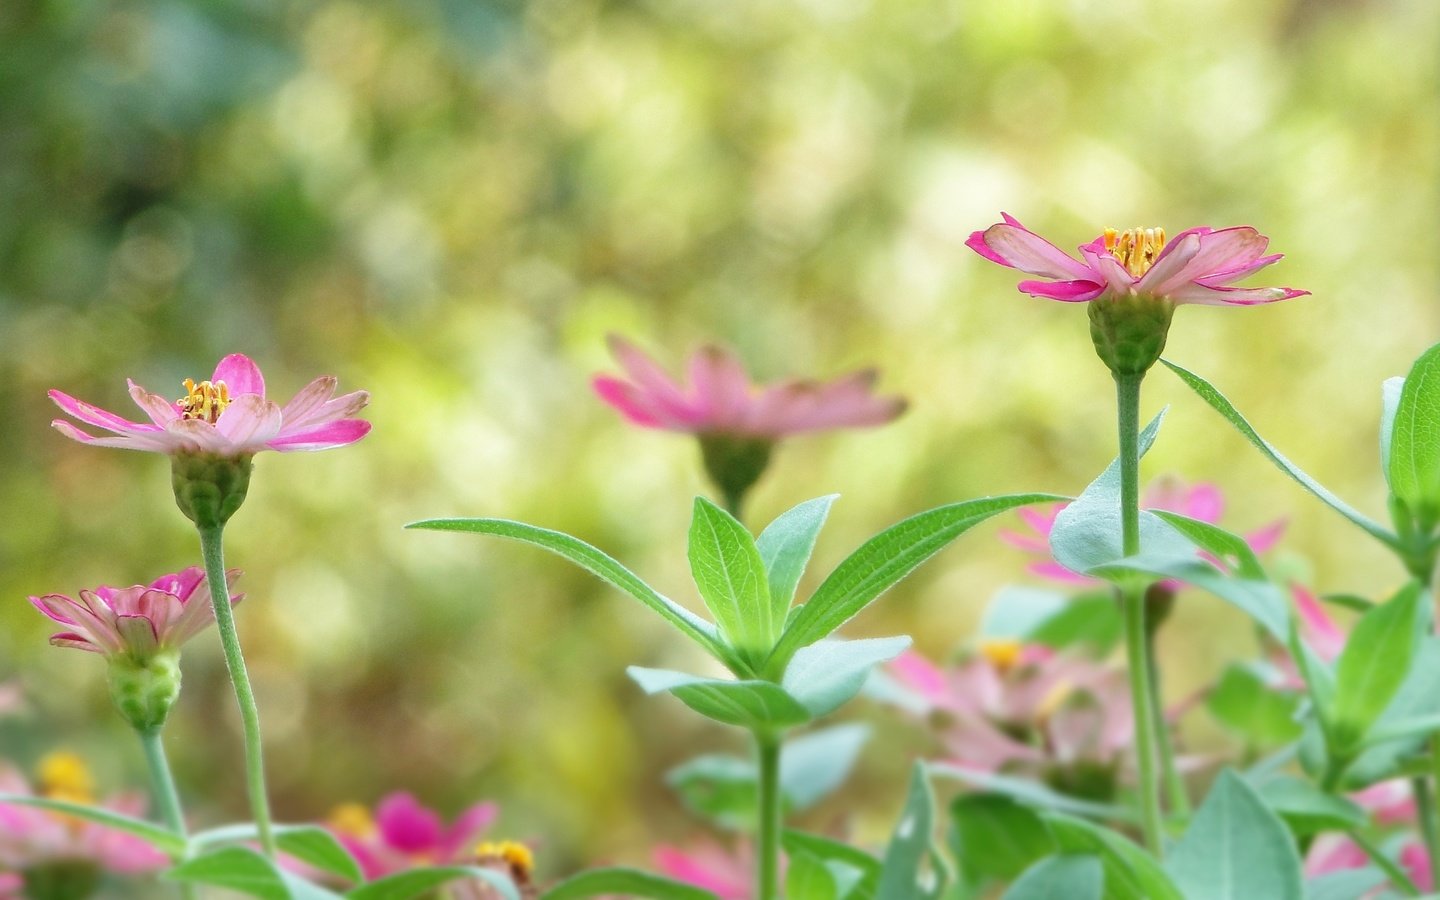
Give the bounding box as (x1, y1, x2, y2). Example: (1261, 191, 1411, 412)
(886, 644, 1136, 800)
(654, 840, 761, 900)
(593, 336, 905, 439)
(50, 353, 370, 457)
(327, 792, 500, 880)
(30, 567, 241, 659)
(966, 214, 1308, 307)
(0, 753, 168, 878)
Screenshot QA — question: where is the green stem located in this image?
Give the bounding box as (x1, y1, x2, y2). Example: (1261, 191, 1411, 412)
(754, 731, 783, 900)
(198, 525, 276, 857)
(1414, 775, 1440, 881)
(1351, 828, 1422, 897)
(722, 488, 745, 523)
(138, 729, 197, 900)
(1116, 372, 1165, 855)
(1145, 632, 1190, 820)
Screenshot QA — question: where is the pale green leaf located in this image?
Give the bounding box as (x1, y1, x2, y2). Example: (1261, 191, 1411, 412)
(627, 666, 811, 729)
(1165, 770, 1302, 900)
(690, 497, 775, 657)
(757, 495, 837, 615)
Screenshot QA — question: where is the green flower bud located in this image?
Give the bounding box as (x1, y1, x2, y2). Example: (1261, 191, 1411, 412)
(171, 452, 253, 530)
(698, 435, 773, 515)
(107, 650, 182, 733)
(1087, 293, 1175, 378)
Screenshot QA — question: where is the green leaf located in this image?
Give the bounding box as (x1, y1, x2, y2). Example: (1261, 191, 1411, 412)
(1023, 594, 1123, 655)
(782, 636, 912, 718)
(1004, 856, 1104, 900)
(539, 867, 718, 900)
(1207, 663, 1304, 746)
(627, 666, 811, 729)
(1253, 775, 1366, 835)
(766, 493, 1062, 674)
(690, 497, 775, 658)
(665, 724, 870, 828)
(1331, 581, 1424, 751)
(1304, 868, 1387, 900)
(783, 830, 882, 900)
(1382, 376, 1405, 486)
(1339, 636, 1440, 786)
(786, 851, 840, 900)
(190, 825, 362, 885)
(167, 847, 344, 900)
(1160, 359, 1396, 547)
(1041, 814, 1181, 900)
(757, 495, 837, 613)
(0, 793, 185, 857)
(1388, 343, 1440, 523)
(1148, 511, 1266, 579)
(876, 763, 942, 900)
(931, 764, 1134, 823)
(406, 518, 736, 668)
(1165, 770, 1302, 900)
(348, 866, 518, 900)
(949, 794, 1055, 883)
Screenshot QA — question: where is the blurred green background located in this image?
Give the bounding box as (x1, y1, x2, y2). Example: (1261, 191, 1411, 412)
(1, 0, 1438, 878)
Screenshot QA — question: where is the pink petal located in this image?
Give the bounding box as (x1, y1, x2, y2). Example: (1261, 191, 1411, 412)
(1141, 227, 1271, 296)
(967, 216, 1095, 280)
(1165, 283, 1309, 306)
(162, 418, 236, 454)
(277, 376, 339, 427)
(688, 346, 753, 431)
(212, 354, 266, 397)
(127, 381, 180, 427)
(1244, 519, 1286, 555)
(1293, 585, 1346, 662)
(375, 793, 443, 853)
(1077, 239, 1139, 293)
(889, 651, 947, 705)
(592, 376, 670, 428)
(1199, 253, 1284, 285)
(267, 418, 371, 451)
(51, 419, 178, 452)
(439, 801, 499, 859)
(608, 336, 697, 416)
(48, 633, 105, 653)
(49, 390, 160, 435)
(1132, 231, 1205, 296)
(1015, 279, 1105, 302)
(214, 394, 284, 449)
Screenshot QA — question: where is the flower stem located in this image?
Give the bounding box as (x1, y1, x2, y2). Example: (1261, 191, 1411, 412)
(138, 729, 197, 900)
(1145, 633, 1190, 820)
(754, 730, 783, 900)
(1116, 372, 1164, 855)
(1351, 828, 1422, 897)
(197, 525, 276, 857)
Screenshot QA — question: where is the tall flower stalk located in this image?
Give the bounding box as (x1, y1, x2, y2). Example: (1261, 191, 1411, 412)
(49, 354, 370, 857)
(969, 214, 1306, 855)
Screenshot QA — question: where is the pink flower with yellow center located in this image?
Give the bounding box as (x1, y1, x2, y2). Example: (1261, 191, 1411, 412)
(966, 214, 1308, 307)
(29, 567, 241, 659)
(0, 753, 168, 878)
(593, 336, 905, 439)
(326, 792, 499, 880)
(50, 353, 370, 457)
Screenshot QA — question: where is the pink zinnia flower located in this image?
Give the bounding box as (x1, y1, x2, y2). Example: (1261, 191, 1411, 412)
(0, 753, 168, 878)
(966, 214, 1308, 307)
(29, 567, 241, 659)
(654, 840, 761, 900)
(1304, 779, 1430, 894)
(592, 336, 905, 439)
(1001, 478, 1284, 586)
(886, 644, 1136, 797)
(327, 792, 499, 880)
(50, 353, 370, 456)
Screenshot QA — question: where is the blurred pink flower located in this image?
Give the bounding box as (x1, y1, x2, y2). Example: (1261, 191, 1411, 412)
(0, 753, 168, 878)
(1000, 478, 1285, 586)
(51, 353, 370, 456)
(592, 336, 905, 439)
(654, 840, 758, 900)
(30, 567, 242, 659)
(886, 644, 1136, 799)
(1270, 585, 1351, 692)
(966, 214, 1307, 307)
(327, 792, 499, 880)
(1304, 780, 1430, 893)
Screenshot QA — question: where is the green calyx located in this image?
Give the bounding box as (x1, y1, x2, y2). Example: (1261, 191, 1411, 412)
(171, 451, 254, 529)
(108, 649, 182, 732)
(1088, 292, 1175, 377)
(698, 434, 774, 517)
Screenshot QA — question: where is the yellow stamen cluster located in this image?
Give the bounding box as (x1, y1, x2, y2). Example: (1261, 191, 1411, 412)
(37, 751, 95, 805)
(1103, 227, 1167, 278)
(978, 638, 1024, 675)
(178, 378, 231, 423)
(476, 840, 535, 883)
(326, 802, 376, 837)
